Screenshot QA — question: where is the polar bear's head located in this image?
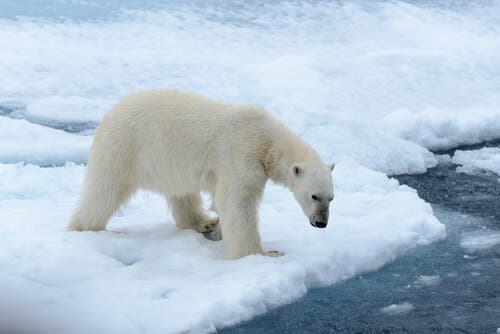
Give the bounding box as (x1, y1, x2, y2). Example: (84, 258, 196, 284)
(289, 161, 334, 228)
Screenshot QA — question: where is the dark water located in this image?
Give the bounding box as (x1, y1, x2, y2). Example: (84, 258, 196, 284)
(222, 151, 500, 333)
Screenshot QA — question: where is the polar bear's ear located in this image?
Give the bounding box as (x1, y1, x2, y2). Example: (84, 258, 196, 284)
(329, 163, 335, 172)
(293, 165, 303, 177)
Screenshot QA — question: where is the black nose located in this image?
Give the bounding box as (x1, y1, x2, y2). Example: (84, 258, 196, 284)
(315, 221, 327, 228)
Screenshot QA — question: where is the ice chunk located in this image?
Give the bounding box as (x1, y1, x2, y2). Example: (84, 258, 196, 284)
(461, 230, 500, 251)
(380, 302, 415, 315)
(380, 108, 500, 151)
(0, 117, 91, 165)
(26, 96, 114, 124)
(414, 275, 441, 287)
(452, 147, 500, 176)
(305, 124, 437, 176)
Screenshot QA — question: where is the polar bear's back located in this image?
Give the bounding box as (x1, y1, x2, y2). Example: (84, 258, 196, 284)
(108, 89, 233, 130)
(91, 89, 273, 195)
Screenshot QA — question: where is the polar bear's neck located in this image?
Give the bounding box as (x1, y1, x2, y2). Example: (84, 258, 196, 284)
(263, 119, 319, 187)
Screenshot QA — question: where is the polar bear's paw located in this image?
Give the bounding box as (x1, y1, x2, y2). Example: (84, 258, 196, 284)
(198, 218, 219, 233)
(201, 218, 222, 241)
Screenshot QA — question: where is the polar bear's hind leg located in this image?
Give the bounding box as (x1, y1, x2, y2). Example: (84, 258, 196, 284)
(68, 170, 135, 232)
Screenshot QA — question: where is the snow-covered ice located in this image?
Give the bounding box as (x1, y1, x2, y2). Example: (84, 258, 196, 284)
(0, 117, 91, 165)
(26, 96, 115, 124)
(380, 302, 415, 315)
(1, 1, 500, 175)
(0, 159, 444, 333)
(24, 96, 116, 131)
(452, 147, 500, 176)
(380, 108, 500, 151)
(461, 231, 500, 252)
(1, 0, 499, 332)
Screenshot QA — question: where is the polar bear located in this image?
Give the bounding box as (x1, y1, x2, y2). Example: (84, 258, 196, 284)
(69, 90, 334, 258)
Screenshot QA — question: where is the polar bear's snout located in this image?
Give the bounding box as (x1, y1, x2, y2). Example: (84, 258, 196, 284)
(310, 208, 329, 228)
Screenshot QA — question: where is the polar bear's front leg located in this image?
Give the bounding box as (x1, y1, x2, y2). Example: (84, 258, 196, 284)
(215, 183, 283, 259)
(218, 195, 263, 258)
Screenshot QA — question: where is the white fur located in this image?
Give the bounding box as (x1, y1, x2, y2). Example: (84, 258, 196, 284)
(69, 89, 334, 258)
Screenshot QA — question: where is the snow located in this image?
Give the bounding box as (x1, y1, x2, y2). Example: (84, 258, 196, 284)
(25, 96, 116, 127)
(461, 231, 500, 252)
(380, 302, 415, 315)
(0, 117, 91, 165)
(414, 275, 441, 287)
(0, 0, 499, 332)
(452, 147, 500, 176)
(380, 108, 500, 151)
(1, 1, 499, 175)
(0, 159, 444, 333)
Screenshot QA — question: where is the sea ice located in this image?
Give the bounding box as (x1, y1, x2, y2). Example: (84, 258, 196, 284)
(380, 109, 500, 151)
(413, 275, 441, 287)
(0, 158, 444, 333)
(452, 147, 500, 176)
(26, 96, 115, 124)
(0, 1, 499, 175)
(380, 302, 415, 315)
(24, 96, 116, 131)
(0, 117, 91, 165)
(460, 230, 500, 251)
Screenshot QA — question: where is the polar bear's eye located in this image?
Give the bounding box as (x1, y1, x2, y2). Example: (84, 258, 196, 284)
(311, 195, 320, 201)
(293, 166, 303, 176)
